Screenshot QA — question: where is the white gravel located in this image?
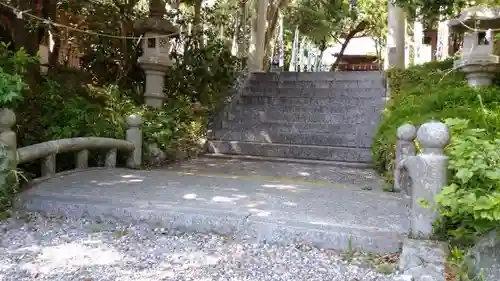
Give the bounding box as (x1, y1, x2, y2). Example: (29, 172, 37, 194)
(0, 212, 404, 281)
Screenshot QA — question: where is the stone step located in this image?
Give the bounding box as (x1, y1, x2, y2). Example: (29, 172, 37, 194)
(16, 167, 409, 255)
(247, 82, 385, 91)
(225, 105, 384, 122)
(206, 140, 373, 163)
(249, 71, 385, 82)
(203, 153, 375, 169)
(236, 95, 386, 107)
(208, 129, 373, 148)
(242, 87, 386, 98)
(217, 120, 378, 135)
(226, 103, 384, 114)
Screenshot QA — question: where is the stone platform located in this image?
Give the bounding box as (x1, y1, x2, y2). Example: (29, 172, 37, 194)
(15, 158, 409, 254)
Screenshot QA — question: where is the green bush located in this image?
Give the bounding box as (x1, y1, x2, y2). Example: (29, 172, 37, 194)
(0, 43, 37, 213)
(13, 36, 239, 174)
(372, 59, 500, 179)
(374, 59, 500, 244)
(434, 118, 500, 244)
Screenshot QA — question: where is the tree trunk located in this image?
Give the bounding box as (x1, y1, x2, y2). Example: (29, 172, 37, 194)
(193, 0, 203, 44)
(315, 39, 327, 70)
(330, 21, 368, 71)
(263, 0, 288, 49)
(12, 1, 41, 86)
(247, 0, 268, 71)
(237, 0, 248, 58)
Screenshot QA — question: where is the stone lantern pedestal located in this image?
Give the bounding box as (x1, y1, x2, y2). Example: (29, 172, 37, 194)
(449, 6, 500, 87)
(134, 0, 178, 108)
(454, 56, 500, 87)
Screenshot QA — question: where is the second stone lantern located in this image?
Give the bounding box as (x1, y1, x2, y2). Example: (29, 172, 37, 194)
(134, 0, 178, 108)
(449, 6, 500, 87)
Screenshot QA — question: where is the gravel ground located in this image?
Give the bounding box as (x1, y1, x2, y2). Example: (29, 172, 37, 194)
(0, 211, 404, 281)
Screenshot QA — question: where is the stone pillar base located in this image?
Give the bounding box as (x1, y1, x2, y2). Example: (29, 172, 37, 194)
(465, 72, 495, 87)
(145, 95, 165, 109)
(455, 59, 500, 87)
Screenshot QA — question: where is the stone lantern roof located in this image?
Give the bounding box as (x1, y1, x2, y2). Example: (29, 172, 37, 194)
(134, 0, 178, 35)
(449, 5, 500, 32)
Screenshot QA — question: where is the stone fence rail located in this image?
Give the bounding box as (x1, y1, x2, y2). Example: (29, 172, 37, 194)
(394, 121, 451, 240)
(0, 108, 143, 179)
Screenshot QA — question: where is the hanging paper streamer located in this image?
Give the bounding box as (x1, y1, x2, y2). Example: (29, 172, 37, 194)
(298, 37, 306, 72)
(306, 42, 313, 72)
(231, 11, 238, 56)
(289, 27, 299, 71)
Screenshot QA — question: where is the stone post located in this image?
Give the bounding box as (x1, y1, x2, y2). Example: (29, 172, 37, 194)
(394, 123, 417, 193)
(0, 108, 17, 166)
(126, 114, 143, 169)
(385, 1, 406, 69)
(399, 121, 450, 239)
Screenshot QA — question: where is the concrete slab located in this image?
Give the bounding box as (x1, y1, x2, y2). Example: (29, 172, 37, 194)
(16, 158, 410, 254)
(399, 239, 447, 281)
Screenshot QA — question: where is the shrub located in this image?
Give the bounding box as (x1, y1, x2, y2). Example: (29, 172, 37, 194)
(0, 43, 37, 213)
(374, 59, 500, 244)
(434, 118, 500, 244)
(372, 59, 500, 181)
(13, 36, 239, 174)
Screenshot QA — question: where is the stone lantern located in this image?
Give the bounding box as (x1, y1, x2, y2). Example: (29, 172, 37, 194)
(449, 6, 500, 87)
(134, 0, 178, 108)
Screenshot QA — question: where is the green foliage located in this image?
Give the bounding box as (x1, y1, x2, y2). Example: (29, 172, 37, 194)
(447, 245, 478, 281)
(0, 0, 240, 211)
(0, 43, 38, 108)
(392, 0, 500, 22)
(285, 0, 387, 54)
(0, 142, 25, 213)
(15, 32, 239, 169)
(17, 73, 135, 147)
(434, 118, 500, 244)
(167, 37, 241, 111)
(0, 43, 37, 213)
(142, 97, 204, 161)
(374, 59, 500, 245)
(372, 58, 500, 178)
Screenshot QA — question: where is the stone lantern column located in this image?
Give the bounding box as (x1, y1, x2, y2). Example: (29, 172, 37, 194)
(134, 0, 178, 108)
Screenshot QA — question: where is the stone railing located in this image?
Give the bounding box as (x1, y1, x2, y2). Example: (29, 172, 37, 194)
(0, 108, 143, 179)
(394, 121, 451, 239)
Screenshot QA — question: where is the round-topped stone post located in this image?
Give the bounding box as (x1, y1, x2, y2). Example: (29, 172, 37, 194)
(134, 0, 178, 108)
(0, 108, 17, 165)
(125, 114, 143, 169)
(399, 121, 450, 239)
(394, 123, 417, 193)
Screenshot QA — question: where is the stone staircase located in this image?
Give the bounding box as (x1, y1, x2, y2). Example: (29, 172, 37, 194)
(207, 71, 387, 165)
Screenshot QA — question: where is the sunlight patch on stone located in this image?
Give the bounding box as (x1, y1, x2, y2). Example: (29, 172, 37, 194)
(261, 184, 297, 190)
(248, 208, 271, 217)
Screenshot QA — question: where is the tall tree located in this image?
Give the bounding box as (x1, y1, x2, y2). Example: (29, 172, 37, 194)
(246, 0, 290, 71)
(392, 0, 499, 22)
(287, 0, 387, 71)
